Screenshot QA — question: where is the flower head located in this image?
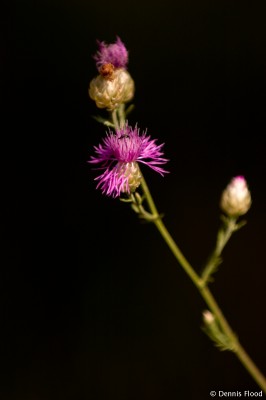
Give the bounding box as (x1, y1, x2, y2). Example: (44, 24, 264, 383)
(220, 176, 252, 217)
(93, 36, 128, 70)
(89, 124, 169, 197)
(89, 68, 134, 110)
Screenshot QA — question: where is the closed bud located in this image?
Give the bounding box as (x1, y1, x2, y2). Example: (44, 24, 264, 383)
(220, 176, 251, 217)
(202, 309, 236, 351)
(203, 310, 215, 325)
(89, 68, 134, 111)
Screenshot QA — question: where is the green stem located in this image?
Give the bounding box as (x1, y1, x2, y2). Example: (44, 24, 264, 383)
(140, 177, 266, 394)
(139, 173, 159, 216)
(118, 104, 126, 127)
(217, 218, 237, 253)
(201, 217, 237, 285)
(154, 216, 201, 287)
(111, 109, 119, 130)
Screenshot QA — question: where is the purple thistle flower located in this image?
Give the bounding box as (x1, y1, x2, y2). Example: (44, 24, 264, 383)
(89, 124, 169, 198)
(93, 36, 129, 70)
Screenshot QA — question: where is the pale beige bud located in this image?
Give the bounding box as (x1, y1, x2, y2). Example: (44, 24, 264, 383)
(203, 310, 215, 325)
(89, 68, 134, 111)
(220, 176, 251, 217)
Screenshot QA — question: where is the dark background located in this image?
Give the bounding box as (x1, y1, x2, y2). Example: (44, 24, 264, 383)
(1, 0, 266, 399)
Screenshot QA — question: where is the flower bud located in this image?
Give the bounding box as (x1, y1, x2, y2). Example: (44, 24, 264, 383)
(202, 309, 236, 351)
(203, 310, 215, 325)
(220, 176, 251, 217)
(88, 68, 134, 111)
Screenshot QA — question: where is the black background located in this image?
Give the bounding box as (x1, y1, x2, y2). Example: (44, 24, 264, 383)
(1, 0, 266, 399)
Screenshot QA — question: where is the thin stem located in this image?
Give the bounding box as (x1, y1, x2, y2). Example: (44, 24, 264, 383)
(140, 175, 201, 286)
(201, 217, 238, 285)
(111, 109, 119, 130)
(216, 218, 237, 253)
(140, 176, 266, 394)
(140, 173, 159, 216)
(118, 104, 126, 127)
(154, 217, 202, 288)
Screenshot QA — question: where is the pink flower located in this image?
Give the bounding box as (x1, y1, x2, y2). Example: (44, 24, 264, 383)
(89, 124, 169, 197)
(93, 36, 129, 70)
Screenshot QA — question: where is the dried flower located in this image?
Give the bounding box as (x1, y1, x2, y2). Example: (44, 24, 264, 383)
(89, 124, 169, 197)
(93, 36, 128, 70)
(220, 176, 252, 217)
(98, 63, 115, 80)
(89, 68, 134, 111)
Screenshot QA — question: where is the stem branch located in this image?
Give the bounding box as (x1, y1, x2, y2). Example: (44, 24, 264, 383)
(113, 103, 266, 393)
(140, 177, 266, 394)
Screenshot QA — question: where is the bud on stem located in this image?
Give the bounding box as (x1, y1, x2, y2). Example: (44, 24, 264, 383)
(220, 176, 251, 217)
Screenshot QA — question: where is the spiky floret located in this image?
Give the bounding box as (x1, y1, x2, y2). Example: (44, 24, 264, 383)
(93, 36, 128, 70)
(89, 124, 169, 197)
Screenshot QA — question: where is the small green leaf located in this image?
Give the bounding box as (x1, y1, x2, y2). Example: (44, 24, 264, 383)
(125, 104, 135, 116)
(92, 115, 114, 127)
